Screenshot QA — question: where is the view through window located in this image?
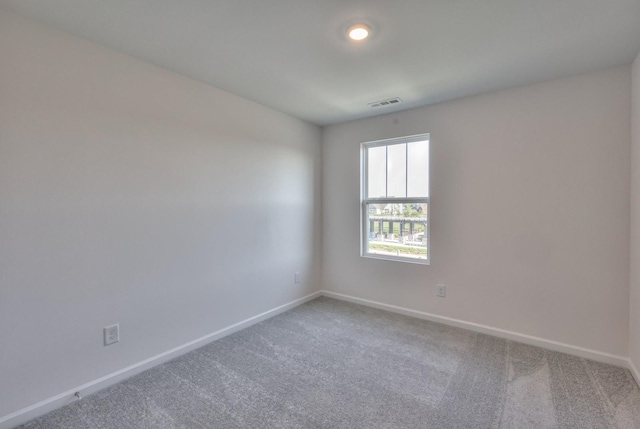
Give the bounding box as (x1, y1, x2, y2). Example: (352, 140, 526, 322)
(361, 134, 430, 263)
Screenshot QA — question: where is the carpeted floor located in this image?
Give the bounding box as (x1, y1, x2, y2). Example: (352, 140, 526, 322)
(19, 297, 640, 428)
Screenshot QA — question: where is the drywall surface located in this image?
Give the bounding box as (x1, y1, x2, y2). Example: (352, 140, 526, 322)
(631, 51, 640, 371)
(0, 9, 321, 418)
(323, 66, 631, 357)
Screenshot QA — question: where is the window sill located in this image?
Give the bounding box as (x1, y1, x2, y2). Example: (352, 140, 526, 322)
(361, 252, 430, 265)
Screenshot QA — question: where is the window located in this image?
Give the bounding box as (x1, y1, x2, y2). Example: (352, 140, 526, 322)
(361, 134, 430, 264)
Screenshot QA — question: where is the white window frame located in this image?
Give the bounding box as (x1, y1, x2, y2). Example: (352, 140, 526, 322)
(360, 133, 430, 265)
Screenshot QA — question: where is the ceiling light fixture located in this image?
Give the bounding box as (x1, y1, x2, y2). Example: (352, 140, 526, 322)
(347, 24, 370, 41)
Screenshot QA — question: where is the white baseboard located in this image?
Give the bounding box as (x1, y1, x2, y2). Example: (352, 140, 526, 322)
(0, 291, 322, 429)
(629, 358, 640, 387)
(320, 290, 630, 368)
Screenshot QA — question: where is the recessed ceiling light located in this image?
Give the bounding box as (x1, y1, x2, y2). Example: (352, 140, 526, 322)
(347, 24, 370, 41)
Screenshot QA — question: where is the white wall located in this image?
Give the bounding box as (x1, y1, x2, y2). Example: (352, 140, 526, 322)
(0, 9, 321, 419)
(323, 66, 631, 356)
(631, 52, 640, 374)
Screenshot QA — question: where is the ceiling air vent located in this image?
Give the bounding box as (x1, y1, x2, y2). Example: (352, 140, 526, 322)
(368, 97, 403, 108)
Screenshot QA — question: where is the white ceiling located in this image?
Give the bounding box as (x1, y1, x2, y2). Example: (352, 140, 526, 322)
(2, 0, 640, 126)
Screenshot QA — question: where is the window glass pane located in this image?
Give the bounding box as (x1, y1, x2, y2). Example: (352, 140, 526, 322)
(367, 146, 386, 198)
(387, 144, 406, 197)
(365, 202, 428, 260)
(407, 140, 429, 197)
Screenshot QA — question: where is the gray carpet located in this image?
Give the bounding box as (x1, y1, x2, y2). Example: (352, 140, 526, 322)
(18, 297, 640, 428)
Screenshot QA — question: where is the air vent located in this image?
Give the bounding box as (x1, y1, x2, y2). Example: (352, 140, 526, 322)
(368, 97, 403, 108)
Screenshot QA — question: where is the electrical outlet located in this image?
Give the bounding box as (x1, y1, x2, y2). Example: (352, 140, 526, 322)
(104, 324, 119, 346)
(294, 272, 301, 284)
(437, 284, 446, 298)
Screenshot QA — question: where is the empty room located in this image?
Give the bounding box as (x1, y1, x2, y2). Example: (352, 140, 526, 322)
(2, 1, 640, 428)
